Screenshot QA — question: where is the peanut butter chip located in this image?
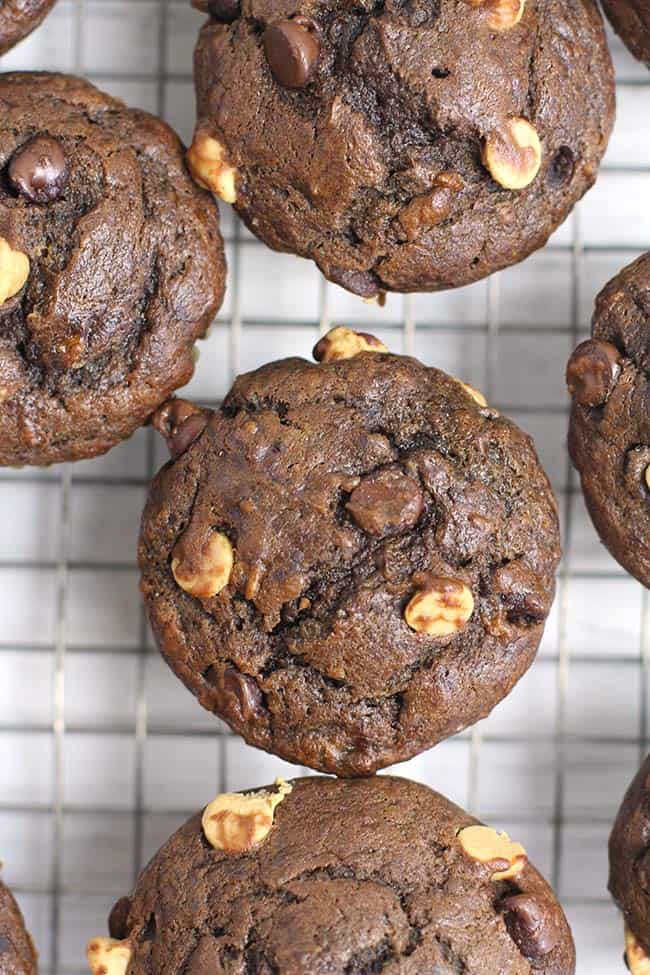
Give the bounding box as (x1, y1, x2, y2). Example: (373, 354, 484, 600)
(0, 237, 29, 305)
(187, 131, 237, 203)
(171, 530, 234, 599)
(405, 577, 474, 636)
(455, 379, 488, 408)
(458, 825, 527, 881)
(313, 326, 388, 363)
(202, 778, 293, 853)
(470, 0, 525, 30)
(645, 466, 650, 492)
(86, 938, 131, 975)
(482, 118, 542, 191)
(625, 926, 650, 975)
(458, 826, 528, 883)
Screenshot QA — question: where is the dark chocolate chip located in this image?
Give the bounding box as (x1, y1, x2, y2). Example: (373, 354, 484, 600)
(191, 0, 239, 18)
(108, 896, 132, 940)
(152, 399, 209, 458)
(346, 467, 425, 537)
(207, 0, 240, 21)
(220, 667, 264, 721)
(502, 894, 561, 959)
(0, 936, 11, 955)
(170, 414, 209, 459)
(492, 561, 548, 623)
(263, 19, 320, 89)
(548, 146, 575, 188)
(328, 265, 381, 299)
(566, 338, 620, 407)
(8, 136, 68, 204)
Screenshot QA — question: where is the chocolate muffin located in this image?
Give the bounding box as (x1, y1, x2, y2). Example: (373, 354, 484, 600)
(602, 0, 650, 64)
(0, 72, 226, 467)
(0, 876, 37, 975)
(139, 327, 561, 777)
(609, 754, 650, 974)
(188, 0, 614, 299)
(0, 0, 57, 57)
(567, 253, 650, 588)
(88, 776, 575, 975)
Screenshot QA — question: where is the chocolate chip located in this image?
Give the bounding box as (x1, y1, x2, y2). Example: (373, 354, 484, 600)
(492, 561, 548, 623)
(548, 146, 575, 188)
(220, 667, 264, 722)
(327, 266, 381, 299)
(263, 19, 320, 89)
(347, 467, 425, 537)
(152, 399, 209, 458)
(170, 414, 209, 459)
(207, 0, 240, 21)
(108, 896, 132, 940)
(566, 338, 620, 407)
(8, 136, 68, 204)
(501, 894, 561, 959)
(0, 936, 11, 955)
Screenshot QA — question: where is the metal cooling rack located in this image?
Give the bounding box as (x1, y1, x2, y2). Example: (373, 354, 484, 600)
(1, 3, 649, 972)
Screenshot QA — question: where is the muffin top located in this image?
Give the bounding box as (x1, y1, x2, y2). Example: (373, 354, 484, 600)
(140, 328, 560, 776)
(190, 0, 614, 297)
(601, 0, 650, 63)
(0, 877, 37, 975)
(609, 754, 650, 966)
(93, 776, 575, 975)
(0, 72, 226, 466)
(567, 252, 650, 588)
(0, 0, 58, 57)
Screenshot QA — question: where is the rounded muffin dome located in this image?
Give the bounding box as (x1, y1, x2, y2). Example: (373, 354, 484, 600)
(0, 72, 226, 466)
(189, 0, 614, 297)
(139, 328, 561, 776)
(92, 776, 576, 975)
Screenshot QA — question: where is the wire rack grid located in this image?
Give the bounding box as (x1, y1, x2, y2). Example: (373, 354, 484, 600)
(0, 3, 649, 973)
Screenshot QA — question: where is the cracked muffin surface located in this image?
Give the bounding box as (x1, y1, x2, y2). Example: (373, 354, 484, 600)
(0, 877, 37, 975)
(190, 0, 614, 298)
(139, 335, 561, 776)
(98, 776, 575, 975)
(609, 754, 650, 965)
(0, 71, 226, 467)
(0, 0, 57, 56)
(601, 0, 650, 63)
(567, 253, 650, 588)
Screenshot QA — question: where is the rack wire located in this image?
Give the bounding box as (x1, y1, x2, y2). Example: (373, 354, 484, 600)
(1, 2, 649, 972)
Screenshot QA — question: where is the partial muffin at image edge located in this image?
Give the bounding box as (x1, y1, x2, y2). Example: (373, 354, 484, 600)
(567, 253, 650, 589)
(0, 875, 37, 975)
(87, 775, 575, 975)
(139, 327, 561, 777)
(0, 0, 58, 57)
(609, 753, 650, 974)
(0, 71, 226, 467)
(601, 0, 650, 64)
(188, 0, 614, 298)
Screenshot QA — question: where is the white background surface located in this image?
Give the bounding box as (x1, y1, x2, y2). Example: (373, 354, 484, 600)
(0, 4, 648, 973)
